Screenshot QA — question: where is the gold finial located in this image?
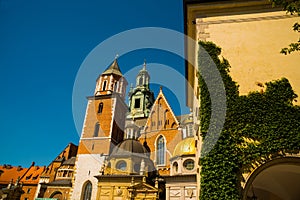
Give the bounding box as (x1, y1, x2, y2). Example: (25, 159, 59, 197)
(160, 86, 163, 91)
(115, 54, 119, 60)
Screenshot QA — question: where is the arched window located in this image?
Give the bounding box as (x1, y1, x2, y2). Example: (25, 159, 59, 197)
(187, 124, 193, 137)
(102, 80, 107, 91)
(81, 181, 92, 200)
(93, 122, 100, 137)
(164, 110, 169, 128)
(114, 82, 118, 92)
(98, 103, 103, 114)
(156, 135, 165, 165)
(127, 129, 131, 139)
(182, 127, 187, 139)
(171, 122, 176, 128)
(151, 111, 156, 130)
(139, 76, 143, 86)
(173, 162, 178, 173)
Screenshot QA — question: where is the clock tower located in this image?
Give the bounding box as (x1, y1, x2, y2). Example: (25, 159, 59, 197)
(71, 59, 128, 200)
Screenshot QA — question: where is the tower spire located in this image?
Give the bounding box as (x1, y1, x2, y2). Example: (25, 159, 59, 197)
(102, 59, 122, 76)
(143, 59, 146, 70)
(94, 58, 128, 100)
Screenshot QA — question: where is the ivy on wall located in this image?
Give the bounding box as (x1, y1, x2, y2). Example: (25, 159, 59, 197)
(198, 41, 300, 199)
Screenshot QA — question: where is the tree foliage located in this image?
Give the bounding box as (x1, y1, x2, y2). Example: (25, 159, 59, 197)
(270, 0, 300, 54)
(198, 41, 300, 199)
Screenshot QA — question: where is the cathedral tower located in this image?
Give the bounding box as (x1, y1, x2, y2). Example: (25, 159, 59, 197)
(71, 59, 128, 200)
(127, 61, 154, 119)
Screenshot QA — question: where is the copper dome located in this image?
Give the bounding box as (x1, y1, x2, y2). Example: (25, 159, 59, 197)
(110, 139, 149, 158)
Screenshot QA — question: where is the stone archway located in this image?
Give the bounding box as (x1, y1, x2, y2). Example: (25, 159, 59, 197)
(243, 157, 300, 200)
(50, 191, 63, 200)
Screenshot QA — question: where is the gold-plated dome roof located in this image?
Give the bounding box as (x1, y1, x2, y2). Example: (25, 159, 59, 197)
(173, 137, 196, 157)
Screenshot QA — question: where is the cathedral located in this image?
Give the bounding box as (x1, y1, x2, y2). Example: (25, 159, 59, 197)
(67, 59, 197, 200)
(19, 59, 195, 200)
(0, 58, 196, 200)
(1, 1, 300, 200)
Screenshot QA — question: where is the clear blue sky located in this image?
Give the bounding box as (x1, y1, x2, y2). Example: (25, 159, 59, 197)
(0, 0, 187, 167)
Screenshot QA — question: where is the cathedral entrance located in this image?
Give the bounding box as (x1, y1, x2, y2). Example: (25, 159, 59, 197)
(243, 157, 300, 200)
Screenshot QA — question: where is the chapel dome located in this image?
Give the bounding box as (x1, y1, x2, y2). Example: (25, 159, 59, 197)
(110, 139, 149, 158)
(173, 137, 196, 157)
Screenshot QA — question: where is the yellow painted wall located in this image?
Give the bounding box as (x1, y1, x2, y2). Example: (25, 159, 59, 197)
(197, 11, 300, 102)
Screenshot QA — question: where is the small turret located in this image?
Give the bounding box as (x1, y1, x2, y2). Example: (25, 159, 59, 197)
(94, 58, 128, 100)
(124, 120, 140, 140)
(127, 60, 154, 119)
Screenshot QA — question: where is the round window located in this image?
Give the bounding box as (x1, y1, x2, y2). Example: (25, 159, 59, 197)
(183, 159, 194, 170)
(116, 161, 127, 171)
(173, 162, 178, 172)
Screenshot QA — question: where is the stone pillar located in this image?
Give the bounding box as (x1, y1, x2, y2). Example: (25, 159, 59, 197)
(166, 186, 170, 200)
(180, 186, 185, 200)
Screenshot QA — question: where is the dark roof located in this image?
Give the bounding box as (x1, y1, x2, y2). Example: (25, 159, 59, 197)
(62, 157, 76, 165)
(110, 139, 149, 158)
(47, 179, 72, 187)
(102, 59, 123, 76)
(162, 174, 197, 182)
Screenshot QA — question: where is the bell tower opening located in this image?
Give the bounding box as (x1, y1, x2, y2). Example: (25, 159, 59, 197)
(134, 98, 141, 109)
(95, 58, 128, 100)
(102, 80, 107, 91)
(138, 76, 143, 86)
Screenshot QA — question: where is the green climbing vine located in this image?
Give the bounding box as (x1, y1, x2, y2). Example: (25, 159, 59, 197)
(198, 41, 300, 200)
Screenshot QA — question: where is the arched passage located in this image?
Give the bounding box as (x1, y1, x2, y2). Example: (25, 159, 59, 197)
(243, 157, 300, 200)
(50, 191, 63, 200)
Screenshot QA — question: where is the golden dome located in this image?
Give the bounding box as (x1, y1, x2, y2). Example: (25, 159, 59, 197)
(173, 137, 196, 157)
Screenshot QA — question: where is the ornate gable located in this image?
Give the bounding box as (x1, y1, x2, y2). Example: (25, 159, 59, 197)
(129, 181, 158, 191)
(144, 87, 179, 132)
(128, 178, 159, 200)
